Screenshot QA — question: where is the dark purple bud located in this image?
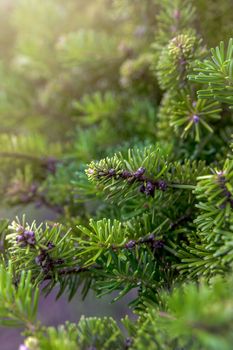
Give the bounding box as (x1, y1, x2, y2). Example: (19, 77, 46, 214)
(152, 240, 164, 249)
(108, 169, 116, 176)
(125, 337, 133, 348)
(219, 177, 226, 185)
(24, 230, 35, 239)
(158, 180, 167, 191)
(225, 190, 231, 198)
(27, 237, 36, 245)
(47, 241, 55, 250)
(55, 258, 64, 265)
(125, 240, 136, 249)
(24, 230, 36, 245)
(35, 252, 46, 265)
(16, 235, 25, 243)
(139, 233, 155, 243)
(121, 170, 132, 179)
(134, 167, 146, 178)
(146, 233, 155, 242)
(192, 115, 199, 124)
(139, 184, 146, 193)
(144, 181, 155, 196)
(40, 255, 53, 272)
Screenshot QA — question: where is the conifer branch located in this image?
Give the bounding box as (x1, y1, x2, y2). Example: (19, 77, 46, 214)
(1, 1, 233, 349)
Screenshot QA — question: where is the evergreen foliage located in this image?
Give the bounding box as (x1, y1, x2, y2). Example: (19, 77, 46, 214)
(0, 0, 233, 349)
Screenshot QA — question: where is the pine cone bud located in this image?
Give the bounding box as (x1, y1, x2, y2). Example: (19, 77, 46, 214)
(24, 230, 36, 245)
(144, 181, 155, 196)
(108, 169, 116, 176)
(134, 167, 146, 178)
(121, 170, 132, 179)
(157, 180, 167, 191)
(125, 240, 136, 249)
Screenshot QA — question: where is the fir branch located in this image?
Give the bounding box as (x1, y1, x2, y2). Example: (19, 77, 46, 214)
(189, 38, 233, 106)
(86, 147, 205, 206)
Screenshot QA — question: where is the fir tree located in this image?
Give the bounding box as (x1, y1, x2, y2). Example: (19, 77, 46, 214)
(0, 0, 233, 349)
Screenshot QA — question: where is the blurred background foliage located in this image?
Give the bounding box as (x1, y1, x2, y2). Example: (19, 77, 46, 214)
(0, 0, 232, 217)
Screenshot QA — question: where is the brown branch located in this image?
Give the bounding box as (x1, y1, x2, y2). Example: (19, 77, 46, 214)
(170, 211, 192, 230)
(43, 265, 102, 281)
